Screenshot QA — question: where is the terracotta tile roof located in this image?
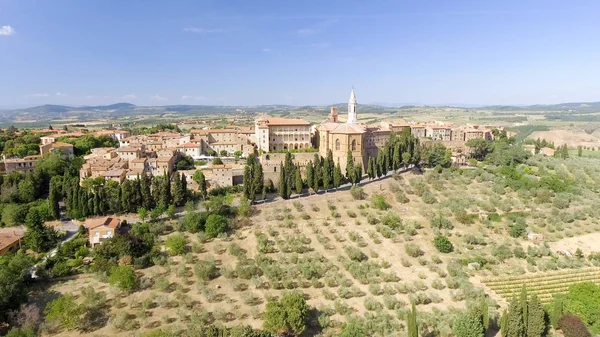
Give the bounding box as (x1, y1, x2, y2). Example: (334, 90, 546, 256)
(117, 146, 140, 152)
(52, 141, 74, 147)
(259, 118, 310, 126)
(0, 226, 26, 252)
(177, 143, 201, 148)
(319, 122, 365, 134)
(212, 164, 232, 169)
(84, 216, 120, 230)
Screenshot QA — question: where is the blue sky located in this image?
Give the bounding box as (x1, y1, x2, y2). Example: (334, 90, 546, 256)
(1, 0, 600, 107)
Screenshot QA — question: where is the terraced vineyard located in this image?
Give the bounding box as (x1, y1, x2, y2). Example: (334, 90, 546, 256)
(483, 267, 600, 303)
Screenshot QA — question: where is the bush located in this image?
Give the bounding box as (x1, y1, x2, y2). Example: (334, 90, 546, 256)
(395, 191, 409, 203)
(345, 246, 368, 262)
(433, 235, 453, 253)
(404, 243, 423, 258)
(205, 214, 229, 238)
(44, 295, 82, 331)
(109, 266, 137, 292)
(421, 190, 437, 204)
(371, 194, 390, 210)
(558, 314, 591, 337)
(165, 234, 187, 255)
(381, 213, 402, 229)
(453, 313, 484, 337)
(5, 328, 36, 337)
(263, 292, 308, 335)
(350, 186, 366, 200)
(194, 258, 218, 281)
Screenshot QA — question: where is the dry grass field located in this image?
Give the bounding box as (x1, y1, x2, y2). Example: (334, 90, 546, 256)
(33, 155, 600, 336)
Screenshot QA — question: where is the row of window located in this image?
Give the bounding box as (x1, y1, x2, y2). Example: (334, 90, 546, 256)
(334, 139, 358, 151)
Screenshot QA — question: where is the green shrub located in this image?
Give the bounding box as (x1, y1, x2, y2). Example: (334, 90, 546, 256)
(433, 235, 453, 253)
(404, 243, 423, 258)
(165, 234, 187, 255)
(421, 190, 437, 204)
(194, 258, 218, 281)
(109, 266, 137, 292)
(371, 193, 390, 210)
(381, 213, 402, 229)
(44, 295, 82, 331)
(205, 214, 228, 238)
(395, 191, 409, 203)
(350, 186, 366, 200)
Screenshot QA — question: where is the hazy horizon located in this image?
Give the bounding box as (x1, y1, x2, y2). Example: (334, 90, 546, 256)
(2, 1, 600, 107)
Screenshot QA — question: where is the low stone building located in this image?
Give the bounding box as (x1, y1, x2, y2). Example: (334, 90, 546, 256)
(0, 226, 26, 255)
(4, 155, 41, 174)
(210, 164, 233, 187)
(39, 141, 74, 159)
(84, 216, 121, 247)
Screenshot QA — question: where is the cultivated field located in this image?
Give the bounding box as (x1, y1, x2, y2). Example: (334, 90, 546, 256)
(34, 155, 600, 336)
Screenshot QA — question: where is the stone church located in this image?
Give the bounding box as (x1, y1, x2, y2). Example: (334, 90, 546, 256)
(315, 89, 410, 173)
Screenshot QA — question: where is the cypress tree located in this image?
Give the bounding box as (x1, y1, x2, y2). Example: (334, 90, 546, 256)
(162, 171, 171, 207)
(195, 171, 207, 200)
(376, 151, 383, 178)
(181, 173, 188, 204)
(346, 151, 354, 181)
(243, 165, 252, 200)
(393, 144, 401, 171)
(253, 162, 264, 201)
(116, 184, 122, 213)
(48, 176, 61, 220)
(121, 180, 132, 213)
(312, 163, 319, 194)
(507, 297, 524, 337)
(306, 161, 314, 194)
(133, 177, 142, 209)
(172, 172, 183, 206)
(383, 153, 390, 175)
(407, 301, 418, 337)
(500, 308, 508, 337)
(481, 297, 489, 332)
(151, 176, 161, 207)
(526, 294, 546, 337)
(354, 162, 362, 184)
(333, 162, 342, 189)
(520, 285, 528, 330)
(93, 191, 100, 215)
(295, 166, 303, 195)
(140, 173, 153, 209)
(326, 149, 334, 184)
(278, 162, 287, 199)
(367, 157, 375, 180)
(322, 157, 331, 191)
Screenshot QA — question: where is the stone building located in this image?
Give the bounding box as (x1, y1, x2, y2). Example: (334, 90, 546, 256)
(255, 118, 312, 152)
(39, 141, 74, 159)
(315, 89, 368, 172)
(4, 155, 41, 174)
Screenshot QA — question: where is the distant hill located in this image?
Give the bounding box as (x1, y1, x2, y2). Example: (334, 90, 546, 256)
(17, 104, 73, 114)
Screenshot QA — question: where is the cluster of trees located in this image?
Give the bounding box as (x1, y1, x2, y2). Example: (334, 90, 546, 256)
(452, 299, 489, 337)
(242, 154, 264, 201)
(0, 129, 41, 158)
(554, 144, 569, 159)
(58, 134, 118, 156)
(550, 282, 600, 336)
(59, 171, 190, 220)
(499, 287, 547, 337)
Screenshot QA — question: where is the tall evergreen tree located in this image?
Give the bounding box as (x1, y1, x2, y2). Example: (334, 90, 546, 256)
(326, 149, 335, 185)
(181, 173, 188, 204)
(322, 157, 331, 191)
(393, 144, 401, 171)
(121, 180, 132, 213)
(527, 294, 546, 337)
(295, 166, 303, 195)
(333, 162, 342, 189)
(346, 151, 354, 181)
(402, 151, 412, 168)
(48, 176, 61, 219)
(367, 157, 375, 180)
(172, 172, 184, 206)
(161, 171, 171, 207)
(521, 285, 528, 331)
(133, 177, 142, 209)
(243, 165, 252, 200)
(151, 176, 162, 206)
(507, 297, 525, 337)
(407, 301, 418, 337)
(383, 153, 390, 175)
(278, 162, 288, 199)
(194, 170, 207, 200)
(501, 308, 508, 337)
(376, 151, 383, 178)
(306, 161, 314, 194)
(354, 162, 362, 184)
(253, 161, 264, 201)
(140, 173, 154, 209)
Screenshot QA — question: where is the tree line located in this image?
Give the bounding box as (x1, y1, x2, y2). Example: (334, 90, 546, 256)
(242, 131, 422, 201)
(56, 171, 190, 220)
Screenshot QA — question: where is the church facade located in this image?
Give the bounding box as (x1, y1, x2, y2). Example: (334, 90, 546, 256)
(315, 89, 409, 173)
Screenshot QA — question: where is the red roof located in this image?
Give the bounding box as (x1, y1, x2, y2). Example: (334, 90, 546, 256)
(84, 216, 120, 230)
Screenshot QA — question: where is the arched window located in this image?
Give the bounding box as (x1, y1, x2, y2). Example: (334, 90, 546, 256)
(351, 139, 357, 151)
(335, 139, 340, 151)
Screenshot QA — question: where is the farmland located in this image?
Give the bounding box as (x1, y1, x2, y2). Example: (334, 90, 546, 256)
(482, 268, 600, 304)
(27, 152, 600, 337)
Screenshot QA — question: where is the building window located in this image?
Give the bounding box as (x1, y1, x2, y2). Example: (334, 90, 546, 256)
(351, 139, 357, 151)
(335, 139, 340, 151)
